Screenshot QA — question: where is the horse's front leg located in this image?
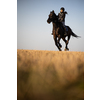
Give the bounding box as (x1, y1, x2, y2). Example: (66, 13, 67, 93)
(57, 35, 62, 49)
(53, 35, 62, 51)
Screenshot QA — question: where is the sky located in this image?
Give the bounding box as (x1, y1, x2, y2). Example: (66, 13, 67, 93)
(17, 0, 84, 51)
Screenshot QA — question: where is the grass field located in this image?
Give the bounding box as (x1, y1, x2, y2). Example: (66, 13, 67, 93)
(17, 49, 84, 100)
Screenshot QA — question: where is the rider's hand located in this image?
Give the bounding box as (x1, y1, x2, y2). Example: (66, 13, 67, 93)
(65, 11, 68, 15)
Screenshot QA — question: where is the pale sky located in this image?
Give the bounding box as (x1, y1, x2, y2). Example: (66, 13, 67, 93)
(17, 0, 84, 51)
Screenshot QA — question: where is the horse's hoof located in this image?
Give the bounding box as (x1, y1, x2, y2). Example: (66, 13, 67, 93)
(67, 48, 69, 51)
(59, 49, 62, 51)
(64, 48, 69, 51)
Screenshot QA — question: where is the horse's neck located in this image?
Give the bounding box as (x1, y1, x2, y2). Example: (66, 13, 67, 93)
(52, 22, 58, 29)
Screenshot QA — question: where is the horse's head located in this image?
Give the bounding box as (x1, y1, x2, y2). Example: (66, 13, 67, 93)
(47, 10, 57, 24)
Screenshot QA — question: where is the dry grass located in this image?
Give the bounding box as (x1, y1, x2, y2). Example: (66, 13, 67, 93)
(17, 49, 84, 100)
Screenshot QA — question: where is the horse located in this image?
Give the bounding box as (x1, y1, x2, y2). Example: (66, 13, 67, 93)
(47, 10, 80, 51)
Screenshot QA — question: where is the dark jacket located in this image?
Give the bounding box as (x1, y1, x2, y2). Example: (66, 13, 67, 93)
(58, 11, 67, 22)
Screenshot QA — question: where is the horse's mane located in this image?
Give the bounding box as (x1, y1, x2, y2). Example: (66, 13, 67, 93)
(51, 11, 61, 25)
(54, 12, 57, 18)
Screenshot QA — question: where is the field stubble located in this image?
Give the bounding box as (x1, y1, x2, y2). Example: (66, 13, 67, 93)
(17, 50, 84, 100)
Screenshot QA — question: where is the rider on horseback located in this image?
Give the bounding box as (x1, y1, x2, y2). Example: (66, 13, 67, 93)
(51, 7, 68, 35)
(58, 7, 68, 36)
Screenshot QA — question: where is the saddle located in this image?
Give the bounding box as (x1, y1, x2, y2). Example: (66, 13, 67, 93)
(61, 25, 68, 36)
(61, 25, 68, 33)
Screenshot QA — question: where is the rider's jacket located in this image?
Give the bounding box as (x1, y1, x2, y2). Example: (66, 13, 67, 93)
(58, 12, 67, 23)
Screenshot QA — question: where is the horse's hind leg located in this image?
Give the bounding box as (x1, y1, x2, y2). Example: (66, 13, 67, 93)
(67, 35, 71, 43)
(62, 37, 69, 51)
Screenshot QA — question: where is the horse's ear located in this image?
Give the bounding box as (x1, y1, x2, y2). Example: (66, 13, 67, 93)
(52, 10, 54, 13)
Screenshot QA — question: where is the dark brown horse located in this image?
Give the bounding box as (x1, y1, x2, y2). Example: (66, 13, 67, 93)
(47, 10, 80, 51)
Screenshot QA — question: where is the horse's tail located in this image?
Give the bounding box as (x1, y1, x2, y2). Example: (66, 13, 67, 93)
(71, 32, 81, 38)
(67, 26, 81, 38)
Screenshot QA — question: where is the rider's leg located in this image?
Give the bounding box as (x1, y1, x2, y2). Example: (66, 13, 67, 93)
(62, 22, 67, 36)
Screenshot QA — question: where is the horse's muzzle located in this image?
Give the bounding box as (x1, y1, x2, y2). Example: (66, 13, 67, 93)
(47, 19, 51, 24)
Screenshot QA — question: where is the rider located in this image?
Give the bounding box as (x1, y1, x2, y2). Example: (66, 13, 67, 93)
(58, 7, 68, 36)
(51, 7, 68, 35)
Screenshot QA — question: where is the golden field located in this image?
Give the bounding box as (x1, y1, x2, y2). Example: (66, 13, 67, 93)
(17, 49, 84, 100)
